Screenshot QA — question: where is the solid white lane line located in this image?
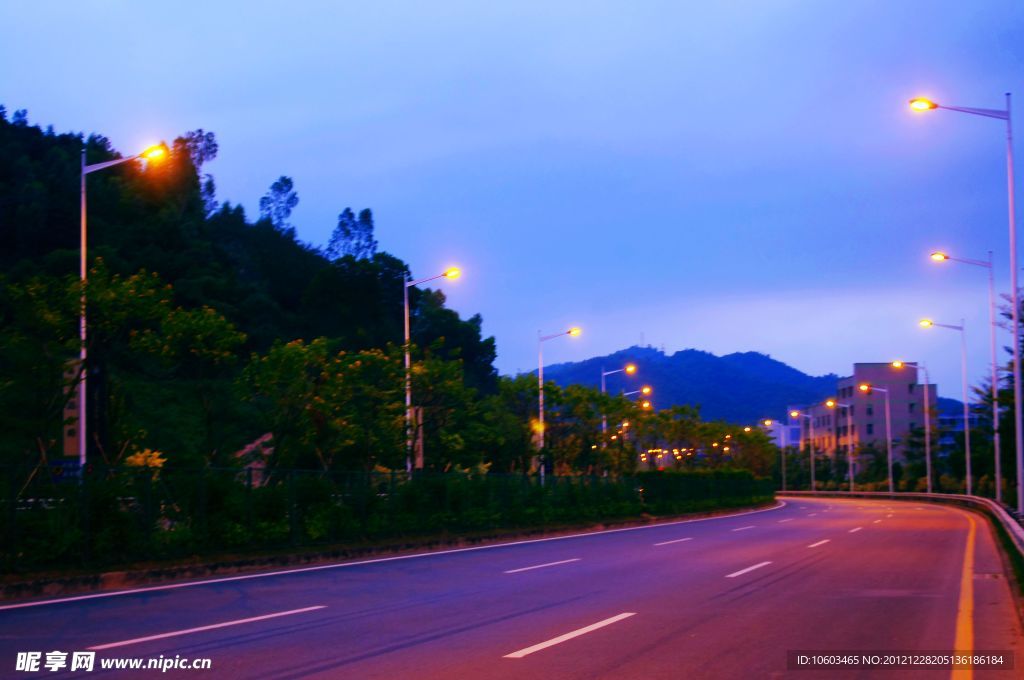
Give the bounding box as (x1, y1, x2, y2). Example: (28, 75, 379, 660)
(504, 558, 580, 574)
(88, 606, 326, 650)
(807, 539, 831, 548)
(886, 513, 893, 518)
(873, 519, 882, 523)
(731, 525, 755, 532)
(654, 537, 693, 546)
(807, 513, 818, 517)
(849, 527, 862, 533)
(725, 561, 772, 578)
(503, 613, 636, 658)
(778, 518, 794, 523)
(0, 502, 787, 611)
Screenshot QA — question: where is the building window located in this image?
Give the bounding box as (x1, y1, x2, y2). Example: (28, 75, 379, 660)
(867, 406, 873, 416)
(867, 423, 874, 435)
(908, 383, 915, 394)
(909, 402, 915, 413)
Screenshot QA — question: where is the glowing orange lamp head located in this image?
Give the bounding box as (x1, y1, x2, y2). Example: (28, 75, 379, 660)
(789, 410, 800, 418)
(909, 97, 938, 111)
(568, 327, 582, 337)
(930, 251, 949, 262)
(743, 426, 752, 432)
(641, 400, 651, 409)
(763, 419, 773, 426)
(891, 360, 904, 368)
(443, 267, 461, 280)
(141, 144, 168, 160)
(919, 319, 934, 328)
(859, 383, 871, 393)
(641, 386, 652, 395)
(825, 399, 836, 408)
(625, 364, 637, 374)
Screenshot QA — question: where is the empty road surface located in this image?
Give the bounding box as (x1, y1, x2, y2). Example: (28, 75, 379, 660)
(1, 496, 1021, 678)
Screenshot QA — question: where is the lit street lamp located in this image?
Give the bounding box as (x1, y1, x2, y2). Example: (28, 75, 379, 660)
(789, 409, 816, 491)
(859, 383, 894, 493)
(826, 399, 855, 492)
(930, 251, 1002, 501)
(891, 360, 934, 493)
(404, 266, 461, 472)
(78, 143, 168, 467)
(537, 327, 582, 462)
(920, 318, 973, 494)
(600, 363, 636, 444)
(910, 93, 1021, 513)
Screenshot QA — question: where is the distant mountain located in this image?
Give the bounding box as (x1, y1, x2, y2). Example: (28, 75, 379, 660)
(539, 346, 965, 425)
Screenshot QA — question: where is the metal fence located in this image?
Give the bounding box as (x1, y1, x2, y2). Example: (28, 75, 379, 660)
(1, 465, 773, 573)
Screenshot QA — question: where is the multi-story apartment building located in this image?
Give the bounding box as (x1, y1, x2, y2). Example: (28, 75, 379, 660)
(790, 362, 938, 460)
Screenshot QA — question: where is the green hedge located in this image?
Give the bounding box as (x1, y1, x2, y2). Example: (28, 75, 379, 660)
(1, 467, 773, 573)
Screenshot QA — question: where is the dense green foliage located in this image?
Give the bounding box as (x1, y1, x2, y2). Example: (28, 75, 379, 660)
(0, 107, 779, 481)
(1, 466, 772, 572)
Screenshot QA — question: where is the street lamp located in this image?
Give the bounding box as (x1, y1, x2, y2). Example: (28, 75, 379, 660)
(891, 360, 934, 493)
(537, 327, 582, 460)
(404, 266, 461, 472)
(600, 363, 636, 444)
(910, 94, 1021, 513)
(920, 317, 973, 494)
(789, 409, 816, 491)
(826, 399, 855, 492)
(930, 251, 1002, 501)
(859, 383, 894, 493)
(78, 142, 168, 467)
(624, 385, 652, 398)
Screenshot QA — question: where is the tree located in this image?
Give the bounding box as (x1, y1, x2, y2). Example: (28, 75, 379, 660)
(259, 176, 299, 233)
(326, 207, 377, 260)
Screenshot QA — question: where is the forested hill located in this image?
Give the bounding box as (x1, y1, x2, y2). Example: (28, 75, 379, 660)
(540, 347, 840, 424)
(0, 107, 497, 391)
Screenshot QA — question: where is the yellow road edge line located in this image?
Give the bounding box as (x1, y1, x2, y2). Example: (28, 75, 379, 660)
(951, 511, 976, 680)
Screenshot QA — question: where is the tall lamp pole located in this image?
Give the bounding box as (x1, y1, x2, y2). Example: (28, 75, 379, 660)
(600, 363, 636, 444)
(892, 361, 934, 493)
(911, 94, 1020, 512)
(537, 327, 582, 475)
(930, 251, 1002, 501)
(403, 267, 461, 472)
(826, 399, 855, 492)
(920, 318, 973, 494)
(790, 409, 816, 491)
(859, 383, 894, 493)
(79, 143, 168, 468)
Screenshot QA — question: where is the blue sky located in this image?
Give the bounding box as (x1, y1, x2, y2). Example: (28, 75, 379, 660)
(3, 1, 1023, 397)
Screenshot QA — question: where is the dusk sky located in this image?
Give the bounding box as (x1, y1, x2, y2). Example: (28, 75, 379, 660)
(4, 1, 1023, 398)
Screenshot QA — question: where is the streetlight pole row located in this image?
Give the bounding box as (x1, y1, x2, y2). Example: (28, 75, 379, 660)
(911, 93, 1021, 513)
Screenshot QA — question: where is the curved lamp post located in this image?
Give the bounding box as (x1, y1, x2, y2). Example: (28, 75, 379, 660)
(920, 318, 973, 494)
(859, 383, 894, 493)
(931, 251, 1002, 501)
(891, 360, 934, 493)
(404, 266, 461, 472)
(79, 143, 168, 467)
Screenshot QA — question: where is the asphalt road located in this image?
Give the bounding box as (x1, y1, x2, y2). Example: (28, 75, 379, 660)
(1, 496, 1021, 679)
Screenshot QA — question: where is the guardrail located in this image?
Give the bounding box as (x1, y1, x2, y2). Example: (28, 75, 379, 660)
(779, 490, 1024, 560)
